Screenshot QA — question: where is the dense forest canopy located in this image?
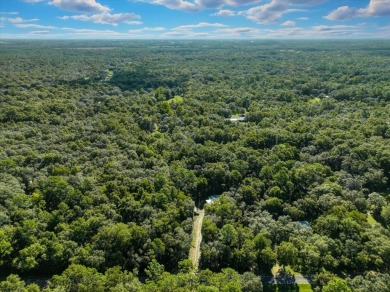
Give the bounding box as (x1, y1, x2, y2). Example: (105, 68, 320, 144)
(0, 40, 390, 291)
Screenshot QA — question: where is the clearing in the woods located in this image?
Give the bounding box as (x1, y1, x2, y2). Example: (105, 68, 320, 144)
(188, 209, 205, 271)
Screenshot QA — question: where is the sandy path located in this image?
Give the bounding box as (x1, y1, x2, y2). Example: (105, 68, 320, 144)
(188, 209, 205, 271)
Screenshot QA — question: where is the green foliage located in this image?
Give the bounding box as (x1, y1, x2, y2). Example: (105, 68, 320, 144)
(347, 272, 390, 292)
(322, 277, 351, 292)
(220, 224, 238, 246)
(178, 259, 194, 273)
(104, 266, 142, 291)
(0, 230, 13, 265)
(0, 40, 390, 291)
(0, 174, 25, 203)
(145, 259, 165, 281)
(241, 272, 263, 292)
(276, 242, 299, 267)
(381, 204, 390, 227)
(0, 274, 27, 292)
(12, 242, 46, 271)
(49, 264, 105, 292)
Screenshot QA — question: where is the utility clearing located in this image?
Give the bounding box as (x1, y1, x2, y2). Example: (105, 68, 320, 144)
(189, 209, 205, 271)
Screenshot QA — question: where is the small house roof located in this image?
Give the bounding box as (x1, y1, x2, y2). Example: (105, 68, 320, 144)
(206, 195, 220, 204)
(226, 116, 246, 122)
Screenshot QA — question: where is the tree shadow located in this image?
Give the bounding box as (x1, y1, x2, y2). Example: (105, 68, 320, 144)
(263, 284, 299, 292)
(263, 272, 300, 292)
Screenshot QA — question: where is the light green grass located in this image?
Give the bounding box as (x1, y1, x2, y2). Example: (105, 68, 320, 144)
(271, 264, 280, 275)
(308, 97, 321, 103)
(166, 95, 183, 104)
(268, 265, 313, 292)
(272, 265, 298, 275)
(285, 265, 296, 275)
(367, 213, 378, 226)
(298, 284, 313, 292)
(264, 284, 313, 292)
(103, 70, 114, 81)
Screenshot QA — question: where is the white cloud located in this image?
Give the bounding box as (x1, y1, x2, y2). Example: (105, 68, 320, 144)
(312, 25, 356, 32)
(307, 24, 367, 37)
(225, 0, 260, 5)
(162, 30, 211, 37)
(148, 0, 199, 12)
(49, 0, 110, 13)
(213, 23, 372, 39)
(288, 0, 326, 4)
(23, 0, 45, 2)
(212, 9, 236, 17)
(8, 17, 39, 23)
(379, 25, 390, 30)
(325, 6, 359, 20)
(325, 0, 390, 20)
(173, 22, 227, 31)
(298, 16, 308, 20)
(242, 0, 287, 24)
(8, 17, 26, 23)
(70, 28, 117, 34)
(133, 0, 330, 15)
(0, 12, 19, 15)
(136, 0, 261, 12)
(174, 23, 370, 38)
(128, 27, 166, 33)
(16, 24, 57, 29)
(162, 21, 228, 38)
(3, 22, 389, 39)
(195, 0, 260, 9)
(281, 20, 296, 26)
(255, 25, 364, 38)
(127, 21, 144, 25)
(58, 26, 161, 38)
(240, 0, 328, 24)
(195, 0, 226, 9)
(365, 0, 390, 16)
(60, 12, 141, 26)
(29, 30, 51, 34)
(215, 26, 261, 36)
(61, 28, 139, 37)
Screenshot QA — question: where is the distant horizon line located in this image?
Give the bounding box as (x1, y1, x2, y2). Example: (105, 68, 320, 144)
(1, 38, 390, 41)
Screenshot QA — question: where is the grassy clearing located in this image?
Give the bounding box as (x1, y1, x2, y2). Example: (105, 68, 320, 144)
(264, 283, 313, 292)
(285, 266, 297, 275)
(188, 209, 204, 271)
(298, 284, 313, 292)
(272, 265, 298, 275)
(103, 69, 114, 81)
(167, 95, 183, 104)
(272, 264, 280, 275)
(308, 97, 321, 103)
(367, 213, 378, 226)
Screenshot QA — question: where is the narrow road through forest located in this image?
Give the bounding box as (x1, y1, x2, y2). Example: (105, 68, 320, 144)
(189, 209, 205, 271)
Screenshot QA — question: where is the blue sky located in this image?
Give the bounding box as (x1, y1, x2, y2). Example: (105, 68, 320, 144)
(0, 0, 389, 39)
